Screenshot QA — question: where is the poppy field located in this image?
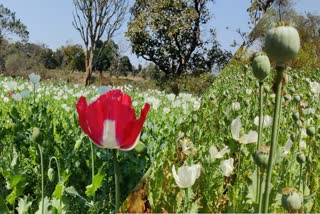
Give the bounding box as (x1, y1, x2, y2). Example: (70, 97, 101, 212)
(1, 25, 320, 214)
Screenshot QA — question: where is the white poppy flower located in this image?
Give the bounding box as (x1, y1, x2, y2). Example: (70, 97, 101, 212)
(301, 128, 307, 139)
(29, 73, 41, 83)
(299, 140, 306, 150)
(11, 93, 22, 101)
(231, 102, 241, 111)
(181, 138, 195, 155)
(163, 107, 170, 114)
(8, 81, 18, 91)
(309, 81, 320, 94)
(20, 90, 30, 98)
(231, 117, 258, 144)
(231, 116, 241, 141)
(193, 100, 201, 111)
(98, 85, 110, 95)
(209, 145, 229, 159)
(172, 164, 201, 188)
(239, 130, 258, 144)
(220, 158, 234, 177)
(283, 139, 293, 156)
(302, 108, 315, 115)
(254, 115, 273, 128)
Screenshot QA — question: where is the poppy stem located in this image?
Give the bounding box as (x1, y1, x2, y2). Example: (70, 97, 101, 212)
(263, 65, 285, 213)
(184, 187, 190, 213)
(112, 149, 120, 212)
(90, 143, 95, 206)
(37, 144, 44, 214)
(257, 81, 265, 213)
(49, 156, 61, 209)
(49, 156, 61, 183)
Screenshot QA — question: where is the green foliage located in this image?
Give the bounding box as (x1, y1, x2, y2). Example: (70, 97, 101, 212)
(5, 53, 31, 72)
(92, 40, 118, 72)
(62, 44, 85, 72)
(0, 4, 29, 42)
(127, 0, 226, 77)
(85, 165, 105, 197)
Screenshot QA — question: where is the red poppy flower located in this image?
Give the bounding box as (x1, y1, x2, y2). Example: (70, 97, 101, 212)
(76, 89, 150, 151)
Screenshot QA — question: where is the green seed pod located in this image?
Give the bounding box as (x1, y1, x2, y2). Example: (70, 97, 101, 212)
(292, 112, 300, 121)
(296, 120, 303, 128)
(32, 127, 40, 142)
(284, 94, 292, 101)
(244, 99, 250, 107)
(296, 152, 306, 164)
(289, 87, 296, 93)
(293, 95, 300, 102)
(265, 24, 300, 64)
(253, 145, 270, 169)
(251, 52, 271, 81)
(281, 188, 302, 212)
(306, 126, 315, 137)
(290, 134, 295, 141)
(48, 168, 54, 182)
(264, 85, 271, 93)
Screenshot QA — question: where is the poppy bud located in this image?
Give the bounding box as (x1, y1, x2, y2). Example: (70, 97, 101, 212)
(32, 127, 40, 142)
(48, 168, 54, 182)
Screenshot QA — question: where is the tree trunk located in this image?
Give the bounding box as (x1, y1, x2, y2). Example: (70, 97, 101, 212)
(83, 47, 94, 86)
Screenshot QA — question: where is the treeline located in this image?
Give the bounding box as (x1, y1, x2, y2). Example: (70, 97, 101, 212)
(0, 38, 138, 77)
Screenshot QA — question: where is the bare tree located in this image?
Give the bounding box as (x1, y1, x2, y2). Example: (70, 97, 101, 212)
(72, 0, 127, 86)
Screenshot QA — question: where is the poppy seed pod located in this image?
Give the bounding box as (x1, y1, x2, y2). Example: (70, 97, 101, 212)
(306, 126, 315, 137)
(253, 145, 270, 169)
(296, 152, 306, 164)
(265, 23, 300, 64)
(281, 188, 302, 212)
(251, 52, 271, 81)
(292, 112, 300, 121)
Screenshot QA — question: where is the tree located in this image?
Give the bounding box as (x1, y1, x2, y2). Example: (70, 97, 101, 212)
(247, 0, 275, 28)
(72, 0, 127, 86)
(126, 0, 215, 77)
(63, 44, 85, 71)
(0, 4, 29, 43)
(239, 0, 293, 48)
(118, 56, 133, 76)
(92, 40, 118, 73)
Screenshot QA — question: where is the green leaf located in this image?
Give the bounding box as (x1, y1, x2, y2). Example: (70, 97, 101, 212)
(6, 174, 27, 205)
(0, 197, 10, 214)
(64, 186, 80, 197)
(52, 182, 64, 200)
(85, 165, 105, 197)
(134, 141, 147, 153)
